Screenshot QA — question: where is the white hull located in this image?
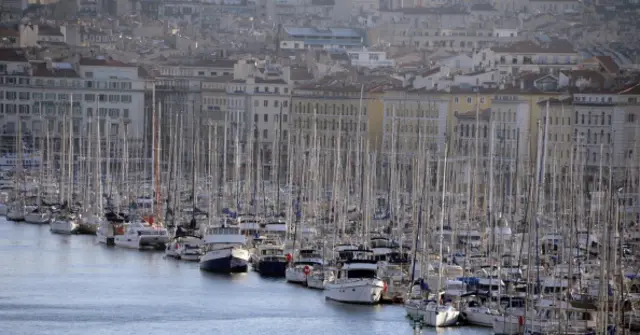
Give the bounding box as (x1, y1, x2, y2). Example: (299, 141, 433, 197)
(165, 237, 203, 261)
(307, 274, 329, 290)
(50, 220, 79, 235)
(6, 209, 25, 221)
(24, 212, 51, 224)
(493, 315, 523, 335)
(115, 234, 169, 250)
(325, 279, 385, 304)
(285, 267, 308, 284)
(463, 307, 499, 327)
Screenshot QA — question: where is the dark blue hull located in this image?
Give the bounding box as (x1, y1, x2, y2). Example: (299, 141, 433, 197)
(200, 256, 248, 273)
(256, 260, 287, 277)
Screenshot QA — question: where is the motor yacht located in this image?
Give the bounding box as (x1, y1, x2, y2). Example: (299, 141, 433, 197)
(24, 206, 51, 224)
(253, 242, 288, 277)
(166, 236, 203, 261)
(285, 248, 324, 285)
(114, 220, 169, 250)
(50, 212, 79, 235)
(324, 249, 386, 304)
(199, 225, 250, 273)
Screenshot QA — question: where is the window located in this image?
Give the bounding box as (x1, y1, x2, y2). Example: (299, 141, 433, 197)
(454, 97, 459, 103)
(87, 108, 93, 117)
(18, 92, 29, 100)
(99, 94, 106, 102)
(263, 129, 268, 139)
(254, 114, 258, 123)
(123, 109, 129, 118)
(263, 100, 268, 107)
(264, 114, 268, 122)
(283, 115, 288, 122)
(466, 97, 472, 104)
(274, 100, 279, 107)
(85, 71, 94, 78)
(254, 100, 259, 107)
(283, 100, 288, 107)
(6, 92, 16, 100)
(108, 108, 119, 118)
(480, 97, 485, 104)
(121, 95, 132, 103)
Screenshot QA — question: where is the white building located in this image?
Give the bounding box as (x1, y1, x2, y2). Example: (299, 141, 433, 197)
(382, 89, 449, 155)
(346, 50, 394, 68)
(473, 36, 580, 80)
(0, 49, 146, 152)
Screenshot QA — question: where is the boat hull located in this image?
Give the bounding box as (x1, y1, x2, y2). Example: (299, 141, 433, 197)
(462, 307, 499, 327)
(6, 210, 25, 222)
(97, 233, 115, 246)
(256, 260, 287, 277)
(200, 248, 249, 273)
(422, 306, 460, 327)
(325, 279, 385, 304)
(115, 235, 168, 250)
(77, 223, 98, 235)
(50, 220, 79, 235)
(0, 204, 7, 216)
(492, 315, 523, 335)
(24, 213, 51, 224)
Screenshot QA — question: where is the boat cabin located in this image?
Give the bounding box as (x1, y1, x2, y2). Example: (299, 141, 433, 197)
(336, 249, 378, 280)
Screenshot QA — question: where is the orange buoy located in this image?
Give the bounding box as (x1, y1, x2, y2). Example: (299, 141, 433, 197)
(303, 265, 311, 275)
(285, 253, 293, 262)
(518, 316, 524, 326)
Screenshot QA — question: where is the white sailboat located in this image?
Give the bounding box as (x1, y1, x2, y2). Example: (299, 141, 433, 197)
(50, 212, 79, 234)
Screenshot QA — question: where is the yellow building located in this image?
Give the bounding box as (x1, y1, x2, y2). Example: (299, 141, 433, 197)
(290, 84, 385, 154)
(447, 86, 494, 139)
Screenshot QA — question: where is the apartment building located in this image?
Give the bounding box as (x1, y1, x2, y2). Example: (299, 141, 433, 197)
(0, 49, 146, 155)
(382, 88, 449, 155)
(291, 82, 384, 154)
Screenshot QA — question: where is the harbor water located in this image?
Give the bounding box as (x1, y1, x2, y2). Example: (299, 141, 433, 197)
(0, 219, 491, 335)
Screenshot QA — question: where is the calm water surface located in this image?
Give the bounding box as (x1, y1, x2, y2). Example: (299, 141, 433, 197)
(0, 218, 491, 335)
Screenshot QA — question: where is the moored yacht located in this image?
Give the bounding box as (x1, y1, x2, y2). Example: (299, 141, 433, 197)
(199, 225, 250, 273)
(285, 248, 324, 285)
(166, 236, 203, 261)
(77, 213, 104, 235)
(114, 220, 169, 250)
(50, 212, 79, 234)
(0, 202, 8, 216)
(24, 206, 51, 224)
(6, 203, 26, 221)
(324, 249, 386, 304)
(253, 242, 288, 277)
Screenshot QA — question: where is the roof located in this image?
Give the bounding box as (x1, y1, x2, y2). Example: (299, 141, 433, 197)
(382, 5, 468, 15)
(471, 3, 497, 11)
(582, 56, 620, 74)
(618, 83, 640, 95)
(420, 67, 441, 77)
(0, 27, 19, 38)
(79, 57, 136, 67)
(31, 62, 80, 78)
(491, 37, 576, 54)
(38, 25, 64, 37)
(0, 48, 28, 62)
(283, 27, 362, 39)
